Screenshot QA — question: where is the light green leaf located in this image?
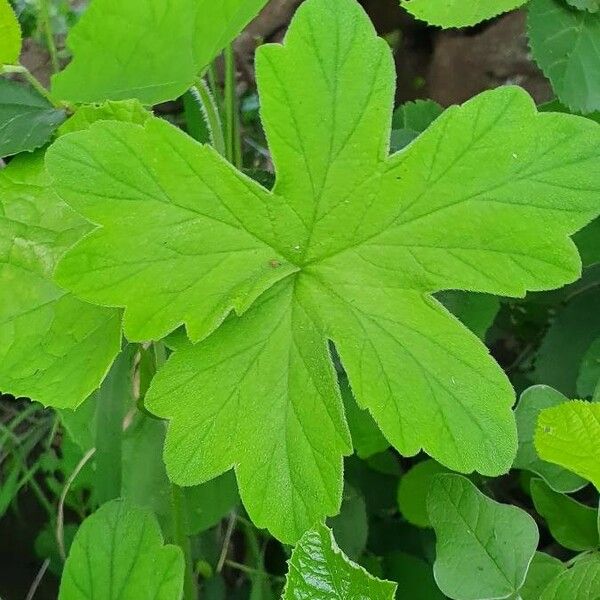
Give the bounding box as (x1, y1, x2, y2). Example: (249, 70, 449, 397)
(0, 79, 66, 157)
(536, 400, 600, 490)
(428, 473, 539, 600)
(397, 459, 450, 528)
(0, 0, 21, 64)
(47, 0, 600, 542)
(539, 553, 600, 599)
(52, 0, 268, 104)
(282, 523, 396, 600)
(0, 153, 120, 408)
(402, 0, 527, 28)
(520, 553, 566, 600)
(528, 0, 600, 113)
(59, 499, 184, 600)
(514, 385, 587, 492)
(531, 478, 599, 551)
(577, 337, 600, 398)
(565, 0, 600, 13)
(58, 99, 150, 135)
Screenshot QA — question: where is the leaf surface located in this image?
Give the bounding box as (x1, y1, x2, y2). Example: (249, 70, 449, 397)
(536, 400, 600, 489)
(59, 499, 183, 600)
(402, 0, 527, 27)
(282, 523, 396, 599)
(0, 0, 20, 64)
(0, 153, 120, 408)
(539, 553, 600, 599)
(52, 0, 268, 104)
(514, 385, 587, 492)
(566, 0, 600, 11)
(0, 79, 66, 157)
(528, 0, 600, 113)
(47, 0, 600, 541)
(520, 553, 566, 600)
(428, 473, 539, 600)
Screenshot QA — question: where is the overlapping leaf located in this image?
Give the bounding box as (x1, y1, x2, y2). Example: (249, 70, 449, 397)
(47, 0, 600, 542)
(402, 0, 527, 28)
(0, 153, 120, 407)
(59, 499, 183, 600)
(52, 0, 268, 104)
(536, 400, 600, 489)
(282, 523, 396, 600)
(0, 0, 21, 65)
(528, 0, 600, 113)
(539, 553, 600, 599)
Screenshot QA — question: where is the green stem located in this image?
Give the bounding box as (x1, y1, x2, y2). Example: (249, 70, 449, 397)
(39, 0, 60, 73)
(223, 44, 239, 166)
(193, 78, 226, 157)
(171, 484, 198, 600)
(94, 346, 132, 505)
(1, 64, 58, 106)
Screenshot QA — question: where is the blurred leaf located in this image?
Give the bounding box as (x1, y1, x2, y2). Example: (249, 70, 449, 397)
(383, 551, 444, 599)
(577, 337, 600, 398)
(566, 0, 600, 11)
(58, 99, 150, 135)
(283, 523, 396, 599)
(397, 459, 450, 528)
(59, 499, 184, 600)
(536, 400, 600, 490)
(514, 385, 587, 492)
(428, 473, 539, 600)
(327, 484, 368, 560)
(437, 291, 500, 339)
(531, 478, 599, 551)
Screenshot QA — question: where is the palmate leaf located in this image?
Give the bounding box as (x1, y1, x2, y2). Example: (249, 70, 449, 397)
(46, 0, 600, 542)
(0, 0, 20, 65)
(282, 523, 396, 600)
(59, 499, 184, 600)
(51, 0, 268, 105)
(0, 153, 120, 408)
(402, 0, 527, 28)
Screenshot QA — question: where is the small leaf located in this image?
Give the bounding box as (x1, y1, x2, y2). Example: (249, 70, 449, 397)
(0, 0, 21, 65)
(282, 523, 397, 600)
(390, 99, 443, 151)
(0, 79, 66, 157)
(58, 99, 150, 135)
(536, 400, 600, 490)
(520, 553, 566, 600)
(514, 385, 587, 492)
(52, 0, 268, 104)
(397, 459, 449, 528)
(565, 0, 600, 13)
(539, 553, 600, 599)
(531, 478, 599, 551)
(577, 337, 600, 398)
(0, 153, 120, 408)
(528, 0, 600, 113)
(428, 473, 539, 600)
(59, 499, 184, 600)
(402, 0, 528, 28)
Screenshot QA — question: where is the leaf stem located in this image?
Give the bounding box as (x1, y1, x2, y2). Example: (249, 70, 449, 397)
(39, 0, 60, 74)
(94, 346, 133, 505)
(1, 64, 58, 106)
(171, 484, 198, 600)
(193, 78, 226, 157)
(223, 44, 240, 166)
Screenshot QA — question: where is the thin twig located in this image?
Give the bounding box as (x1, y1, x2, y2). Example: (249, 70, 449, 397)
(56, 447, 96, 560)
(25, 559, 50, 600)
(216, 511, 237, 573)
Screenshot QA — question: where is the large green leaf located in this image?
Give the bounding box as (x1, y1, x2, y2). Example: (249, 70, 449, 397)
(531, 478, 599, 551)
(536, 400, 600, 489)
(539, 553, 600, 599)
(59, 499, 184, 600)
(428, 474, 539, 600)
(282, 523, 396, 599)
(0, 153, 120, 408)
(528, 0, 600, 113)
(0, 0, 20, 64)
(46, 0, 600, 542)
(0, 79, 66, 157)
(52, 0, 268, 104)
(403, 0, 527, 27)
(514, 385, 587, 492)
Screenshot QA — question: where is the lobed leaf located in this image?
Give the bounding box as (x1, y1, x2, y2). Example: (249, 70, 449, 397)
(59, 499, 184, 600)
(282, 523, 396, 599)
(52, 0, 268, 105)
(428, 473, 539, 600)
(402, 0, 528, 28)
(46, 0, 600, 542)
(536, 400, 600, 489)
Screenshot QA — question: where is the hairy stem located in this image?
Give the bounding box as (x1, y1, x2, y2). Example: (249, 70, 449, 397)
(39, 0, 60, 73)
(193, 78, 226, 156)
